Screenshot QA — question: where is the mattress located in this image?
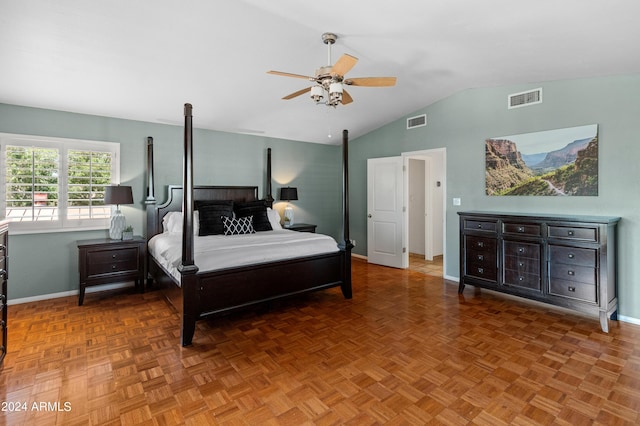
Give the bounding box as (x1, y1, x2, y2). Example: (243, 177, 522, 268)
(148, 229, 340, 283)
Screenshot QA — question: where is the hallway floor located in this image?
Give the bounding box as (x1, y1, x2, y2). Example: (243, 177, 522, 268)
(409, 253, 443, 277)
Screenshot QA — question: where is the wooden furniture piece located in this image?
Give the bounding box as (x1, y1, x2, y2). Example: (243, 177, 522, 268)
(77, 236, 146, 306)
(145, 104, 353, 346)
(286, 223, 317, 233)
(0, 220, 8, 366)
(458, 211, 619, 332)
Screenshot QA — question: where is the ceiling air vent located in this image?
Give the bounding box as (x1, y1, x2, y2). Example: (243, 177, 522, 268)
(407, 114, 427, 129)
(508, 88, 542, 109)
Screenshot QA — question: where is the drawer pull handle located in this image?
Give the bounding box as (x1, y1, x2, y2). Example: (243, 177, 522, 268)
(477, 224, 483, 229)
(477, 242, 484, 248)
(0, 244, 5, 253)
(568, 230, 575, 236)
(518, 276, 524, 281)
(568, 286, 576, 292)
(477, 255, 484, 261)
(518, 262, 524, 267)
(112, 265, 117, 269)
(568, 270, 575, 276)
(0, 295, 4, 303)
(568, 253, 575, 259)
(517, 227, 524, 233)
(112, 254, 117, 259)
(0, 269, 6, 280)
(478, 267, 484, 274)
(518, 247, 525, 253)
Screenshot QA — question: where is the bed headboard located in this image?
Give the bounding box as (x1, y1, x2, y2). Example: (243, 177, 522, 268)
(147, 185, 259, 239)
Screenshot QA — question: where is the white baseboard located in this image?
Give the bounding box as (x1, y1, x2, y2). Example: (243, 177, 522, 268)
(7, 282, 135, 306)
(618, 315, 640, 325)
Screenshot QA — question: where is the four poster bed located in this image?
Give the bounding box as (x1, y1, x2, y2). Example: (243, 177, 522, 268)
(145, 104, 353, 346)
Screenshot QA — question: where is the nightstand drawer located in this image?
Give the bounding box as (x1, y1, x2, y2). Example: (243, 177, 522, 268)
(87, 247, 139, 276)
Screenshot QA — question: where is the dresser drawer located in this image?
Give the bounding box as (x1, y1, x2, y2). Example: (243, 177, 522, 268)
(503, 241, 540, 260)
(464, 219, 497, 232)
(548, 225, 597, 242)
(504, 270, 541, 290)
(465, 235, 497, 252)
(549, 263, 596, 285)
(549, 245, 596, 267)
(549, 279, 597, 303)
(503, 222, 542, 237)
(503, 255, 540, 274)
(465, 263, 498, 281)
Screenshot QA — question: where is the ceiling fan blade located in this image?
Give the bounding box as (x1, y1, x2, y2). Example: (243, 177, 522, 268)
(267, 70, 315, 80)
(331, 54, 358, 77)
(342, 90, 354, 105)
(282, 87, 311, 100)
(344, 77, 397, 87)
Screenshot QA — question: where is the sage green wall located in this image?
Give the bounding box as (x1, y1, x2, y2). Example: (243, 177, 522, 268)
(0, 103, 342, 300)
(350, 73, 640, 320)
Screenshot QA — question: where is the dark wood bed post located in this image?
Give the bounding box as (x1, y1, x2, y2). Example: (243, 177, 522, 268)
(179, 103, 199, 346)
(265, 148, 274, 207)
(145, 137, 157, 286)
(340, 129, 353, 299)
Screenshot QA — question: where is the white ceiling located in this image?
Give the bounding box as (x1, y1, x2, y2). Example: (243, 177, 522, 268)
(1, 1, 639, 144)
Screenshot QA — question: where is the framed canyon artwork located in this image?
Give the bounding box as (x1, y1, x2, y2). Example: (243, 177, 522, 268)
(485, 124, 598, 196)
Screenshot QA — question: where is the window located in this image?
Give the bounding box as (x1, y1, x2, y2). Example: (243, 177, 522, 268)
(1, 133, 120, 233)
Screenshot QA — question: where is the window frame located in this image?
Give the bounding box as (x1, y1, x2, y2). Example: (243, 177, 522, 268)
(1, 132, 120, 234)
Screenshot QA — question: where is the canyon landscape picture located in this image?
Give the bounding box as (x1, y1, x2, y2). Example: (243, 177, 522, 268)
(485, 124, 598, 196)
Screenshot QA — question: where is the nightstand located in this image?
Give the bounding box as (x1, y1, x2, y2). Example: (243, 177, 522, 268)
(285, 223, 317, 233)
(77, 236, 146, 306)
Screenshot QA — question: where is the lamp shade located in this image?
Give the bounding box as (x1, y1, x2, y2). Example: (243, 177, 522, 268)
(280, 187, 298, 201)
(104, 185, 133, 206)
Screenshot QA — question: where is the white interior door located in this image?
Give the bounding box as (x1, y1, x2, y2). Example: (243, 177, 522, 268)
(367, 157, 405, 268)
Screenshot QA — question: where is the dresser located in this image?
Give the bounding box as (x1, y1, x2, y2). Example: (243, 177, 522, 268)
(0, 220, 8, 366)
(458, 212, 619, 332)
(77, 237, 146, 305)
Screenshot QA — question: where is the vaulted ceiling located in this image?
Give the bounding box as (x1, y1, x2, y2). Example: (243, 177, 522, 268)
(1, 1, 639, 144)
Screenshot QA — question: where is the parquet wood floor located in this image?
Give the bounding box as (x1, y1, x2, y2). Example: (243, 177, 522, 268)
(2, 259, 640, 425)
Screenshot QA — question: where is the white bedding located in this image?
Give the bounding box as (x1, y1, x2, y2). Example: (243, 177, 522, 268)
(148, 229, 340, 283)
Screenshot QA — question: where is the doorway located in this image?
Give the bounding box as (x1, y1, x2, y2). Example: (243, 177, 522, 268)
(366, 149, 446, 275)
(403, 149, 446, 276)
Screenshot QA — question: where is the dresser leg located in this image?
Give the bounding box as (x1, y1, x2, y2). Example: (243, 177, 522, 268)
(458, 283, 465, 294)
(78, 286, 85, 306)
(599, 311, 609, 333)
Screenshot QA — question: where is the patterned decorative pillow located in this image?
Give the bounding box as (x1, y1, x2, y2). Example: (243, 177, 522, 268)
(222, 215, 256, 235)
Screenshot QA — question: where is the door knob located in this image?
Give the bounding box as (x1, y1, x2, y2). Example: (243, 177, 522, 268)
(367, 214, 372, 218)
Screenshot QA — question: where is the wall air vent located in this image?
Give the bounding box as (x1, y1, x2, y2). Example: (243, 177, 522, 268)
(407, 114, 427, 129)
(508, 88, 542, 109)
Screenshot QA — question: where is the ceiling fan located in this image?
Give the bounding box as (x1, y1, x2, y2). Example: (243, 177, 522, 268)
(267, 32, 397, 107)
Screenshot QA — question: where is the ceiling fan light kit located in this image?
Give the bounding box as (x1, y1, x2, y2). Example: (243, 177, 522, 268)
(268, 32, 396, 108)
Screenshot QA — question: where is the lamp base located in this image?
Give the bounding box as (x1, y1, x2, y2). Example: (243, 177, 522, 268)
(283, 205, 294, 228)
(109, 210, 126, 239)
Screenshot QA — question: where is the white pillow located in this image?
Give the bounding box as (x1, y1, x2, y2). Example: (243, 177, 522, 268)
(267, 207, 282, 230)
(162, 211, 199, 235)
